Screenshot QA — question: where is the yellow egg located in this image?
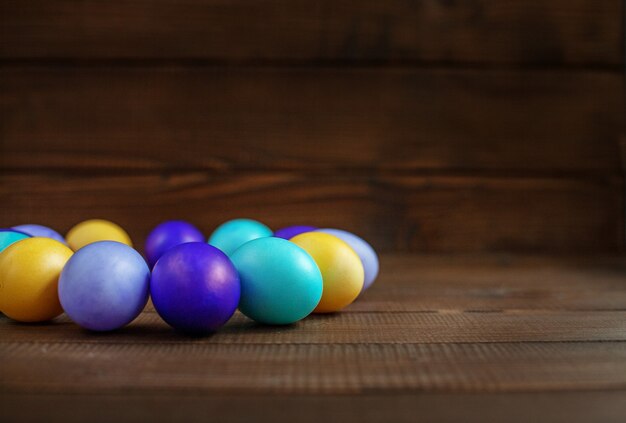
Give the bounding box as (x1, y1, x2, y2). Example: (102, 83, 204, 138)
(65, 219, 132, 251)
(291, 232, 364, 313)
(0, 237, 73, 322)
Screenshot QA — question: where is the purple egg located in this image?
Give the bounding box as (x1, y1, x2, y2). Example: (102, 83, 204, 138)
(150, 242, 240, 334)
(145, 220, 204, 267)
(12, 224, 66, 244)
(274, 225, 317, 240)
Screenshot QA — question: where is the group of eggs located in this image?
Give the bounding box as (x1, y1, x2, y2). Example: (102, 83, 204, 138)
(0, 218, 379, 334)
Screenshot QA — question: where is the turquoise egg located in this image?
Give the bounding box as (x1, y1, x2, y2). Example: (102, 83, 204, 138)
(230, 237, 322, 325)
(208, 218, 272, 256)
(0, 229, 31, 254)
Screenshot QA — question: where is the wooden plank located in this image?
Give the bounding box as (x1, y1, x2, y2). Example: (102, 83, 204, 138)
(2, 392, 626, 423)
(1, 255, 625, 422)
(0, 1, 622, 65)
(0, 172, 621, 253)
(0, 67, 623, 174)
(1, 310, 625, 344)
(344, 255, 626, 312)
(1, 342, 625, 394)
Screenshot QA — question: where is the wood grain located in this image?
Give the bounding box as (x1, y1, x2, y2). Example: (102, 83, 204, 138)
(0, 172, 622, 253)
(1, 67, 622, 174)
(1, 342, 625, 394)
(2, 392, 626, 423)
(2, 310, 625, 344)
(0, 391, 626, 423)
(1, 255, 626, 421)
(0, 1, 622, 65)
(0, 1, 624, 420)
(339, 255, 626, 312)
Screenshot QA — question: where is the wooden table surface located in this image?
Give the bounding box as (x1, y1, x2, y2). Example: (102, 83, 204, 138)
(1, 254, 625, 422)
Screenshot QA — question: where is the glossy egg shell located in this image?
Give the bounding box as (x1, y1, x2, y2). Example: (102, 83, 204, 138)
(316, 228, 379, 293)
(58, 241, 150, 331)
(150, 242, 240, 333)
(290, 232, 363, 313)
(230, 237, 323, 324)
(66, 219, 132, 250)
(273, 225, 316, 240)
(0, 237, 73, 322)
(0, 229, 31, 253)
(12, 224, 66, 244)
(144, 220, 204, 267)
(208, 218, 272, 256)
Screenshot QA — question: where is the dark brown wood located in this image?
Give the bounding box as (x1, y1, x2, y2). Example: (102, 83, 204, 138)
(0, 172, 621, 253)
(2, 310, 626, 344)
(330, 254, 626, 312)
(1, 66, 623, 253)
(2, 392, 626, 423)
(1, 255, 626, 422)
(1, 342, 625, 394)
(1, 67, 622, 174)
(0, 1, 622, 65)
(0, 1, 624, 421)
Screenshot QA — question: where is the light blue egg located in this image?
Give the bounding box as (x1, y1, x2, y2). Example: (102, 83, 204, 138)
(208, 218, 272, 256)
(230, 237, 322, 325)
(12, 224, 66, 244)
(0, 229, 31, 253)
(316, 228, 379, 293)
(58, 241, 150, 331)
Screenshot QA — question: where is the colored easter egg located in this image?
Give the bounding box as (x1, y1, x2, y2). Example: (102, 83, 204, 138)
(291, 232, 363, 313)
(12, 224, 66, 244)
(274, 225, 317, 240)
(66, 219, 132, 250)
(150, 243, 240, 333)
(144, 220, 204, 267)
(58, 241, 150, 331)
(0, 229, 30, 253)
(208, 218, 272, 256)
(0, 237, 73, 322)
(316, 228, 379, 293)
(230, 237, 323, 325)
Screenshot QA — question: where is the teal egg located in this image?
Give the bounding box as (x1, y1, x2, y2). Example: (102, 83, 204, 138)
(0, 229, 31, 253)
(230, 237, 323, 325)
(208, 218, 272, 256)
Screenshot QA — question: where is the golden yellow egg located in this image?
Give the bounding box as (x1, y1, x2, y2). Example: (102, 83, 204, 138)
(65, 219, 132, 251)
(0, 237, 73, 322)
(291, 232, 364, 313)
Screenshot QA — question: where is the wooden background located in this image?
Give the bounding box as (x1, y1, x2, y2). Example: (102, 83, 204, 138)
(1, 3, 626, 422)
(0, 0, 624, 253)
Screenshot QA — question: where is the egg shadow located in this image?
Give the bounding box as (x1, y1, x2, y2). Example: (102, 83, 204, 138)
(221, 318, 300, 334)
(1, 313, 72, 327)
